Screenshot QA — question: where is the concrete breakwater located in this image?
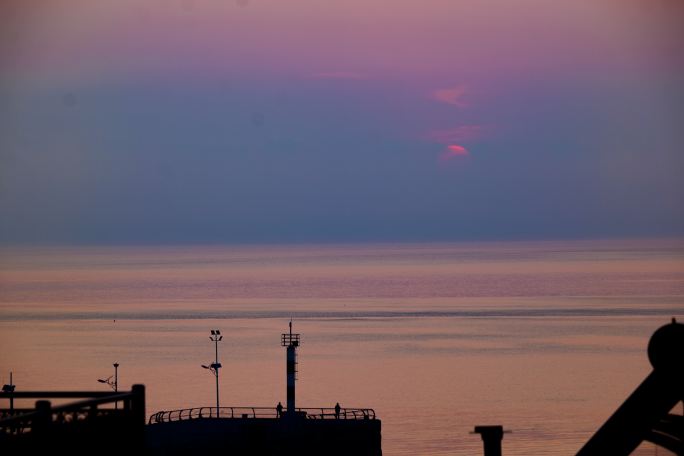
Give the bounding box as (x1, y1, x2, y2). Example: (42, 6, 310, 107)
(146, 413, 382, 456)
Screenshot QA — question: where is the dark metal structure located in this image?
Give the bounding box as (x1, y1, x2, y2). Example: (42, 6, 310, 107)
(282, 320, 300, 415)
(473, 425, 507, 456)
(576, 319, 684, 455)
(97, 362, 120, 409)
(1, 372, 15, 414)
(149, 405, 376, 423)
(0, 385, 145, 455)
(202, 329, 223, 411)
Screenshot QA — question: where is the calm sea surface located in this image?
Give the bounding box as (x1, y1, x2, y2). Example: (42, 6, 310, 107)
(1, 240, 683, 455)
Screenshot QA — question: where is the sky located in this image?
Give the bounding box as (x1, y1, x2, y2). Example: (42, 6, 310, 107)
(0, 0, 683, 244)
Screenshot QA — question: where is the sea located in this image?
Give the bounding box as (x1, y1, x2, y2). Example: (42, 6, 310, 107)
(1, 239, 683, 455)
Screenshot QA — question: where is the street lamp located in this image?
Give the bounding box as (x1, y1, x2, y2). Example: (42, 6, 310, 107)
(98, 362, 120, 409)
(202, 330, 223, 415)
(2, 371, 15, 413)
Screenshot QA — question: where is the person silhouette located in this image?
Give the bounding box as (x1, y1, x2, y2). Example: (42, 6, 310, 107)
(276, 402, 283, 418)
(334, 402, 341, 419)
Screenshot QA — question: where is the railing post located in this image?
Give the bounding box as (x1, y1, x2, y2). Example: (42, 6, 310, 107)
(89, 403, 98, 420)
(130, 384, 146, 448)
(33, 400, 52, 436)
(131, 384, 145, 426)
(474, 426, 504, 456)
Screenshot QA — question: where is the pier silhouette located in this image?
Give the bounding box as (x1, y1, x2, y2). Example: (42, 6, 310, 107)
(146, 322, 381, 455)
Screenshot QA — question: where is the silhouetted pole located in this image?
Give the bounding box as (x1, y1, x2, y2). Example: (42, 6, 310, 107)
(205, 329, 223, 413)
(8, 372, 13, 413)
(287, 343, 295, 413)
(129, 384, 146, 447)
(1, 371, 16, 413)
(215, 336, 219, 410)
(281, 320, 300, 415)
(98, 362, 120, 409)
(287, 321, 295, 413)
(113, 363, 119, 409)
(473, 426, 504, 456)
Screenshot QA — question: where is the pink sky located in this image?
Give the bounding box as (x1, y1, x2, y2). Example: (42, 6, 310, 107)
(4, 0, 681, 85)
(1, 0, 682, 243)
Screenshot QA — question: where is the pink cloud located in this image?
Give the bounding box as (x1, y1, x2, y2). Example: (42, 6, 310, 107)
(308, 72, 366, 80)
(431, 85, 468, 107)
(425, 125, 484, 143)
(439, 144, 469, 162)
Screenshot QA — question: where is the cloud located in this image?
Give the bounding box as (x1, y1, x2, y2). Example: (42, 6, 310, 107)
(431, 85, 468, 107)
(439, 144, 469, 162)
(308, 72, 366, 80)
(425, 125, 484, 143)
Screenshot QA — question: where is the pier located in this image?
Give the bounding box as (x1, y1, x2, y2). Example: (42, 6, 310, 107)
(146, 405, 381, 455)
(0, 385, 145, 455)
(147, 322, 382, 455)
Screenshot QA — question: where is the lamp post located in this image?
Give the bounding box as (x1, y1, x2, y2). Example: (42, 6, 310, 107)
(202, 329, 222, 415)
(2, 372, 15, 413)
(98, 362, 120, 409)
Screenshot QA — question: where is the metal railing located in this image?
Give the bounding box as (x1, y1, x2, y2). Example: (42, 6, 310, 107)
(0, 385, 145, 437)
(149, 406, 376, 424)
(281, 333, 301, 347)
